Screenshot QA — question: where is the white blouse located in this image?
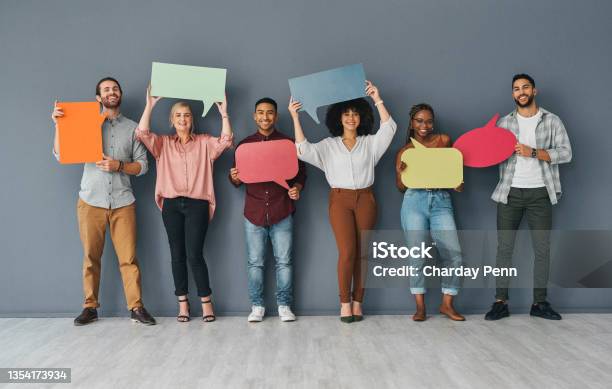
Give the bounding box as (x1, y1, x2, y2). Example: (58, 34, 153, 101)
(295, 118, 397, 189)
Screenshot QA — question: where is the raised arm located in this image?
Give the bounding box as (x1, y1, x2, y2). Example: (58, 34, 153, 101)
(134, 86, 163, 159)
(366, 80, 390, 123)
(365, 81, 397, 163)
(289, 97, 306, 143)
(207, 95, 234, 161)
(215, 95, 233, 139)
(289, 97, 325, 170)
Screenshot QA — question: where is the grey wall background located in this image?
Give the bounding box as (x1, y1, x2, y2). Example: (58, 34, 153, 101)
(1, 0, 611, 316)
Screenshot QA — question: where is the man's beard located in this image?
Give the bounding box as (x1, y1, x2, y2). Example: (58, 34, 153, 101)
(514, 94, 534, 108)
(101, 95, 121, 109)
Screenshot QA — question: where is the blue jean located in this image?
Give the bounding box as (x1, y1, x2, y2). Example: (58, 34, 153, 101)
(244, 215, 293, 307)
(400, 189, 462, 295)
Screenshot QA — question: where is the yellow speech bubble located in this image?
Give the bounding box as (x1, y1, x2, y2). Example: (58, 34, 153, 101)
(400, 138, 463, 189)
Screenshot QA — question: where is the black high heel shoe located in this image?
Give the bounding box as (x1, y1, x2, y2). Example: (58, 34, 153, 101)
(202, 298, 216, 322)
(177, 297, 190, 323)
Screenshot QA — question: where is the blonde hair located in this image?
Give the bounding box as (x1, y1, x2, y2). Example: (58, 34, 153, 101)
(169, 101, 195, 133)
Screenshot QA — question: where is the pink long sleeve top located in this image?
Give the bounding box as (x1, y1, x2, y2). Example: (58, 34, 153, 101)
(135, 128, 233, 220)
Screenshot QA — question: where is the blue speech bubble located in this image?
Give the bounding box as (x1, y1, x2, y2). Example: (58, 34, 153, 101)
(288, 63, 366, 124)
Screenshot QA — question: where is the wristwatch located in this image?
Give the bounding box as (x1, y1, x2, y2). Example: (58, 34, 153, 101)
(531, 148, 537, 158)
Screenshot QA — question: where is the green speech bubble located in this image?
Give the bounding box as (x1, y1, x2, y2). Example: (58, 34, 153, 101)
(151, 62, 226, 117)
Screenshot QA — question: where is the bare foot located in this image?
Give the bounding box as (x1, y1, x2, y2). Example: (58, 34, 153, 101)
(439, 294, 465, 321)
(412, 294, 426, 321)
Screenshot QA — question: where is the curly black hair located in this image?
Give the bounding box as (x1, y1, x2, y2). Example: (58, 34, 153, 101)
(325, 98, 374, 137)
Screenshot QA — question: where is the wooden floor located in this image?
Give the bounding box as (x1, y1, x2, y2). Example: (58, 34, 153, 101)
(1, 314, 611, 389)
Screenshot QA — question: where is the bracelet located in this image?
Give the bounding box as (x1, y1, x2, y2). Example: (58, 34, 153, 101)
(222, 115, 229, 119)
(374, 100, 384, 106)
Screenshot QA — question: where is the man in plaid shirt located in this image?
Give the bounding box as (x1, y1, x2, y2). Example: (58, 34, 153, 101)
(485, 74, 572, 321)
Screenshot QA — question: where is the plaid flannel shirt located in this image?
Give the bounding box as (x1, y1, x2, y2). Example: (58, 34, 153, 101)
(491, 107, 572, 205)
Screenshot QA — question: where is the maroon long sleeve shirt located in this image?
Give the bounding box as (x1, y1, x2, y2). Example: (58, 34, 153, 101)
(230, 129, 307, 226)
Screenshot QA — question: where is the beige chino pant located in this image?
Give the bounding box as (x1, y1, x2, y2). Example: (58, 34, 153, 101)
(76, 198, 143, 310)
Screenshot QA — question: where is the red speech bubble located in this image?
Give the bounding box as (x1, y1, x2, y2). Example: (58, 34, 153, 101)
(235, 139, 298, 189)
(453, 114, 517, 168)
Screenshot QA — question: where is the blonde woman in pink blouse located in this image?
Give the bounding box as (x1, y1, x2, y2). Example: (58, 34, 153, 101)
(136, 86, 233, 323)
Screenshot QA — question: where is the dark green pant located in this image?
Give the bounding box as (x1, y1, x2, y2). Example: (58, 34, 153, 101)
(495, 187, 552, 303)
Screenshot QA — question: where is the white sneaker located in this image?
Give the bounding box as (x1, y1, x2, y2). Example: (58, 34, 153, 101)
(278, 305, 296, 322)
(248, 306, 265, 322)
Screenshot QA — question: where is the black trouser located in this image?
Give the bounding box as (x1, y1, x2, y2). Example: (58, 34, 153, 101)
(495, 187, 552, 303)
(162, 197, 211, 297)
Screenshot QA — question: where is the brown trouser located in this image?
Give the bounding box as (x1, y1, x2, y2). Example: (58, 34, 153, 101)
(76, 198, 143, 310)
(328, 187, 377, 303)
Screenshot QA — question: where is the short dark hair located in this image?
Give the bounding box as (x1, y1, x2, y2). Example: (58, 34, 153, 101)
(512, 73, 535, 88)
(325, 98, 374, 137)
(255, 97, 277, 111)
(96, 77, 122, 96)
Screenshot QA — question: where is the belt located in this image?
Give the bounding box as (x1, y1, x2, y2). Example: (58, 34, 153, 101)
(331, 186, 373, 194)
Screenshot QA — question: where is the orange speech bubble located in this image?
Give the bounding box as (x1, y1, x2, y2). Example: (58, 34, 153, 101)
(56, 102, 106, 164)
(235, 139, 298, 189)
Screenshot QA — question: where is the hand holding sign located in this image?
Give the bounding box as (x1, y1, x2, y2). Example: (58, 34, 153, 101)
(150, 62, 226, 117)
(235, 140, 298, 189)
(288, 63, 366, 124)
(400, 138, 463, 189)
(56, 102, 106, 164)
(453, 114, 516, 167)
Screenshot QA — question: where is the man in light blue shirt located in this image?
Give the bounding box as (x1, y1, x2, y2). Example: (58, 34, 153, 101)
(52, 77, 156, 326)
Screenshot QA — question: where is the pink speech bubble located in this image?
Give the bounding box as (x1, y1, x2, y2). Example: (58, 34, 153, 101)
(453, 114, 517, 168)
(235, 139, 299, 189)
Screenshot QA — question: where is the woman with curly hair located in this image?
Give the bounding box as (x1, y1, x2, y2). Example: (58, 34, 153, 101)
(289, 81, 397, 323)
(395, 103, 465, 322)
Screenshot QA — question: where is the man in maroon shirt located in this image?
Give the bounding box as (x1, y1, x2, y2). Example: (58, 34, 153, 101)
(230, 97, 307, 322)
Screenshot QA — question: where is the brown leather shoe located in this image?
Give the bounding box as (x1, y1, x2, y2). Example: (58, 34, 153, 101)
(130, 307, 156, 325)
(74, 308, 98, 326)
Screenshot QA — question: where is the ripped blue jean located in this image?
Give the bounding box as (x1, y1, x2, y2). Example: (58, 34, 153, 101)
(400, 189, 462, 295)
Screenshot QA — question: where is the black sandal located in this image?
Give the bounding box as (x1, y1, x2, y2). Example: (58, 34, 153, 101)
(177, 298, 190, 323)
(201, 298, 216, 322)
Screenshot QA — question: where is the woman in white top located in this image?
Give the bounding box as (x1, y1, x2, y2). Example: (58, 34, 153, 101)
(289, 81, 397, 323)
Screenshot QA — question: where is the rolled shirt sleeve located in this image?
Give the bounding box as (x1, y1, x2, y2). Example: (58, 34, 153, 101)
(208, 133, 234, 161)
(135, 127, 164, 160)
(545, 117, 572, 165)
(132, 131, 149, 176)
